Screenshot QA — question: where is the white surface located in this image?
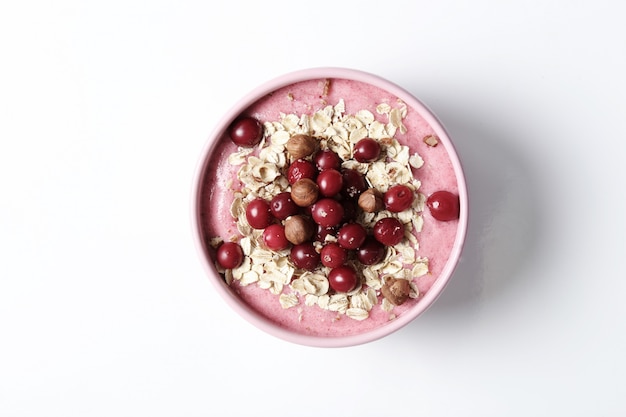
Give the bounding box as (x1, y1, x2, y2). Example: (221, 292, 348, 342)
(1, 0, 625, 415)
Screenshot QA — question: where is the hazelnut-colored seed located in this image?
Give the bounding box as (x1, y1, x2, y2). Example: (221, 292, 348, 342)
(285, 134, 318, 160)
(358, 188, 384, 213)
(381, 277, 411, 306)
(284, 215, 314, 245)
(291, 178, 319, 207)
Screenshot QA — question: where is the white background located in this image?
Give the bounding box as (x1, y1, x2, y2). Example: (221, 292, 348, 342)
(1, 1, 625, 416)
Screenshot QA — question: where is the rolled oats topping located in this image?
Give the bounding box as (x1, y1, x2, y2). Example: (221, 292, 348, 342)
(211, 94, 432, 321)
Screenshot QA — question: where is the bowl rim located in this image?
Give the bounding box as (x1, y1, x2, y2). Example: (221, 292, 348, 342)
(191, 67, 468, 348)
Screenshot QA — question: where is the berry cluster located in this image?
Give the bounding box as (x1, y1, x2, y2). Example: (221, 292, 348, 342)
(215, 115, 459, 295)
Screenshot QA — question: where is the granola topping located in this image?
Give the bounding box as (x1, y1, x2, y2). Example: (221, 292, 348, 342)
(211, 97, 429, 320)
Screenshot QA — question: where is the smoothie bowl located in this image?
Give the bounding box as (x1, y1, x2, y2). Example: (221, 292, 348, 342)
(192, 68, 467, 347)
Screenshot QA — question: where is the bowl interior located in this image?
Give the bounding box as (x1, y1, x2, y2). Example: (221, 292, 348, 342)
(192, 68, 468, 347)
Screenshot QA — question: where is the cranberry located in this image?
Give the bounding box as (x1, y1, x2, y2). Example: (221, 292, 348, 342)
(356, 237, 386, 265)
(320, 243, 348, 268)
(353, 138, 381, 162)
(245, 198, 273, 229)
(216, 242, 244, 269)
(373, 217, 404, 246)
(290, 242, 320, 270)
(427, 190, 460, 221)
(337, 223, 367, 250)
(314, 149, 341, 171)
(228, 116, 263, 147)
(311, 198, 344, 227)
(270, 192, 299, 220)
(315, 224, 337, 242)
(384, 184, 414, 212)
(316, 168, 343, 197)
(342, 169, 368, 199)
(262, 224, 289, 251)
(287, 159, 317, 184)
(328, 265, 358, 293)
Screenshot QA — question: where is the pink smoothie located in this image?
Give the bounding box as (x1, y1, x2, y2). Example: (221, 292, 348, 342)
(198, 77, 461, 339)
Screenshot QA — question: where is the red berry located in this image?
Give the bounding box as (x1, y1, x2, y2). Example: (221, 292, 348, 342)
(315, 224, 337, 242)
(290, 243, 320, 270)
(228, 116, 263, 147)
(384, 184, 414, 212)
(427, 191, 460, 221)
(216, 242, 244, 269)
(311, 198, 344, 227)
(316, 168, 343, 197)
(353, 138, 381, 162)
(262, 224, 289, 251)
(337, 223, 367, 250)
(356, 236, 386, 265)
(320, 243, 348, 268)
(328, 265, 358, 293)
(341, 169, 368, 199)
(373, 217, 404, 246)
(314, 149, 341, 171)
(270, 192, 299, 220)
(287, 159, 317, 184)
(245, 198, 273, 229)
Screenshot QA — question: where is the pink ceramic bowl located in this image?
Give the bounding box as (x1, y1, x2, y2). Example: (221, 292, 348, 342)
(192, 67, 468, 347)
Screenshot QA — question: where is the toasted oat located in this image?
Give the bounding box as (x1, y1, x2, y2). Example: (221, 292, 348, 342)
(279, 293, 299, 309)
(346, 308, 369, 321)
(409, 153, 424, 169)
